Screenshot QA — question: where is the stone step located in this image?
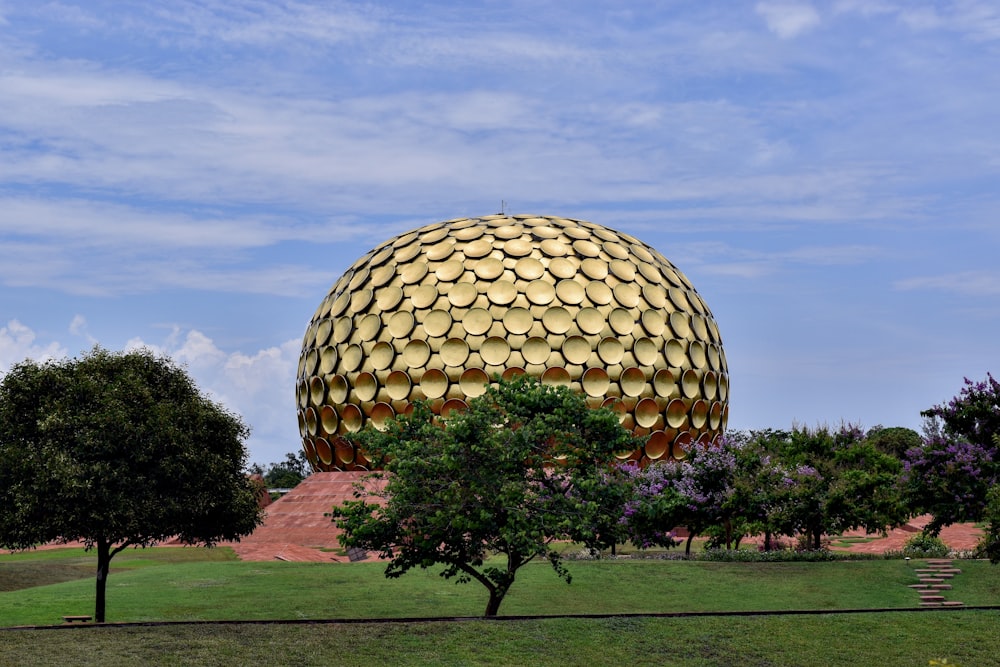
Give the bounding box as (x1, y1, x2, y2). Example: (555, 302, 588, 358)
(930, 584, 953, 590)
(942, 601, 965, 607)
(920, 602, 943, 607)
(908, 584, 930, 589)
(917, 577, 944, 583)
(919, 595, 946, 602)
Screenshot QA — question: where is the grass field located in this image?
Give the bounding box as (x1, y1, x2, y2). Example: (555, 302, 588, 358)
(2, 547, 998, 666)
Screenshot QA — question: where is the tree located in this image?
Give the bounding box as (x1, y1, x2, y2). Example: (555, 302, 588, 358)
(251, 451, 311, 490)
(0, 347, 263, 622)
(907, 374, 1000, 534)
(330, 375, 635, 617)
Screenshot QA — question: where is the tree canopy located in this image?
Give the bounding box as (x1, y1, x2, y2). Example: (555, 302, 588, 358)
(331, 375, 635, 617)
(0, 347, 263, 622)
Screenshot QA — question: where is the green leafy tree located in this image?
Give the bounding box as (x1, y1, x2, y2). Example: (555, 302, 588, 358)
(330, 375, 634, 617)
(0, 347, 263, 622)
(251, 451, 311, 489)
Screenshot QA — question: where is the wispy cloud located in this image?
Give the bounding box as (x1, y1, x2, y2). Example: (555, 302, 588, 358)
(895, 271, 1000, 296)
(756, 2, 821, 38)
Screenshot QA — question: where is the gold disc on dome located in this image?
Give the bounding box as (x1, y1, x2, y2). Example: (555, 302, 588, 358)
(464, 239, 493, 259)
(348, 267, 370, 290)
(370, 245, 395, 266)
(377, 285, 404, 311)
(629, 243, 654, 263)
(448, 282, 479, 308)
(719, 374, 729, 401)
(388, 310, 416, 338)
(668, 311, 690, 340)
(304, 407, 318, 435)
(549, 257, 578, 279)
(333, 317, 353, 344)
(645, 431, 670, 460)
(609, 259, 637, 282)
(355, 372, 378, 401)
(638, 261, 663, 285)
(665, 339, 686, 367)
(423, 309, 453, 337)
(602, 241, 629, 260)
(621, 367, 646, 397)
(342, 404, 364, 432)
(540, 239, 569, 257)
(635, 398, 660, 428)
(420, 368, 449, 399)
(526, 280, 555, 305)
(504, 238, 533, 257)
(304, 348, 319, 376)
(342, 344, 363, 372)
(563, 226, 591, 240)
(702, 371, 718, 400)
(358, 313, 382, 341)
(494, 225, 523, 240)
(602, 397, 628, 424)
(386, 370, 412, 401)
(420, 225, 452, 243)
(577, 307, 605, 335)
(522, 336, 552, 365)
(370, 402, 395, 432)
(691, 314, 710, 339)
(328, 374, 349, 403)
(503, 307, 533, 335)
(641, 310, 665, 337)
(441, 398, 468, 418)
(315, 438, 333, 466)
(514, 257, 545, 280)
(296, 380, 308, 409)
(371, 341, 396, 370)
(688, 340, 707, 369)
(435, 260, 464, 282)
(502, 367, 527, 381)
(464, 307, 494, 335)
(572, 239, 601, 257)
(454, 225, 485, 241)
(653, 368, 676, 398)
(481, 336, 511, 365)
(708, 344, 722, 371)
(634, 337, 659, 366)
(487, 280, 517, 305)
(314, 320, 332, 346)
(581, 258, 609, 280)
(394, 243, 422, 264)
(709, 402, 723, 430)
(598, 337, 625, 365)
(402, 339, 431, 367)
(335, 438, 355, 465)
(691, 399, 709, 429)
(613, 283, 640, 308)
(609, 308, 635, 336)
(555, 279, 585, 304)
(531, 226, 561, 239)
(440, 337, 471, 366)
(320, 347, 338, 374)
(562, 335, 591, 365)
(319, 405, 340, 433)
(681, 369, 701, 398)
(582, 367, 610, 397)
(425, 240, 455, 261)
(666, 398, 688, 429)
(309, 376, 326, 406)
(672, 431, 694, 460)
(586, 281, 613, 305)
(474, 257, 504, 280)
(669, 287, 691, 312)
(460, 368, 490, 397)
(542, 307, 572, 334)
(330, 291, 350, 317)
(350, 288, 374, 312)
(541, 366, 571, 387)
(412, 284, 440, 309)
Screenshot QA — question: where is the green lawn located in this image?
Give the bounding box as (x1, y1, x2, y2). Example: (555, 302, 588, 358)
(2, 547, 998, 666)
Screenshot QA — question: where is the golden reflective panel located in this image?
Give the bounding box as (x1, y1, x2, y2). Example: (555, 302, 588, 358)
(420, 368, 449, 399)
(298, 214, 728, 470)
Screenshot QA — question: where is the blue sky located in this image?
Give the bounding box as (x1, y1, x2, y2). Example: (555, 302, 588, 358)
(1, 1, 999, 465)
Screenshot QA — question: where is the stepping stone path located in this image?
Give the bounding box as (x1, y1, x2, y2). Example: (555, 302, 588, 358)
(909, 559, 964, 607)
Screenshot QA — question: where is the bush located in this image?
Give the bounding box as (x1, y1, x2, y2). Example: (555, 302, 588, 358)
(901, 533, 950, 558)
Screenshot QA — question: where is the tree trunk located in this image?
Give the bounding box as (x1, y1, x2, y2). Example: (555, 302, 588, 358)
(764, 531, 772, 551)
(484, 589, 503, 617)
(685, 533, 695, 555)
(95, 539, 111, 623)
(812, 528, 822, 550)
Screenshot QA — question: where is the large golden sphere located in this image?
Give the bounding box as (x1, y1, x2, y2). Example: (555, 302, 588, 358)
(296, 214, 729, 470)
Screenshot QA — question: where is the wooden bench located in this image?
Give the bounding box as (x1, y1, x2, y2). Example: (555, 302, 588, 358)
(62, 615, 92, 623)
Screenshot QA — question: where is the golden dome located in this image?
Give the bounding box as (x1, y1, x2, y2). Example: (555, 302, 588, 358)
(296, 214, 729, 470)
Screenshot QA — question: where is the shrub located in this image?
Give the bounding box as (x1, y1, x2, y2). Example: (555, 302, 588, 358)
(901, 533, 950, 558)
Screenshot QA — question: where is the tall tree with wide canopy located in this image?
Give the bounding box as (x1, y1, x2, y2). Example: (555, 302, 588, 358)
(0, 347, 263, 622)
(331, 375, 635, 617)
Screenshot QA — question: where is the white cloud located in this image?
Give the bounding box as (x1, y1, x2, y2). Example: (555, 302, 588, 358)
(0, 320, 67, 373)
(755, 2, 821, 38)
(894, 271, 1000, 296)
